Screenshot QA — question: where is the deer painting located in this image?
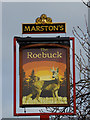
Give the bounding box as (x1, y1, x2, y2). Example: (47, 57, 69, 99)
(25, 67, 63, 103)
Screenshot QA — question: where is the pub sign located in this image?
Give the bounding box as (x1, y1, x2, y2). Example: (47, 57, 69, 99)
(14, 14, 76, 117)
(17, 37, 70, 107)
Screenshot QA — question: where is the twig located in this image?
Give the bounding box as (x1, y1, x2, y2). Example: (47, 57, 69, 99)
(81, 0, 90, 8)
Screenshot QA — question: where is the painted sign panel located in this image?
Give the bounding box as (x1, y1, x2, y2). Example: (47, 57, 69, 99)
(20, 44, 70, 107)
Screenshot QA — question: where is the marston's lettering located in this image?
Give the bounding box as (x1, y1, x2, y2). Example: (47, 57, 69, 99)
(24, 25, 65, 32)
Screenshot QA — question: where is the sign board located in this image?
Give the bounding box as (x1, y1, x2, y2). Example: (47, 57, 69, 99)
(22, 14, 66, 34)
(14, 37, 76, 116)
(19, 39, 70, 107)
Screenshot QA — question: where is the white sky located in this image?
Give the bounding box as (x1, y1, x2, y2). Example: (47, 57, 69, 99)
(0, 0, 89, 2)
(0, 2, 2, 120)
(0, 0, 89, 119)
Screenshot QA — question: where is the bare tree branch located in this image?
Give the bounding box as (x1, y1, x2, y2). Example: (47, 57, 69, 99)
(81, 0, 90, 8)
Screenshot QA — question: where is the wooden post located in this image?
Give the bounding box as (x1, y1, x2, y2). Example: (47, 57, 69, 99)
(40, 115, 49, 120)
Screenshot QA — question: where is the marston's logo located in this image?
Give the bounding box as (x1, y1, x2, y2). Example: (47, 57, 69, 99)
(22, 14, 66, 34)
